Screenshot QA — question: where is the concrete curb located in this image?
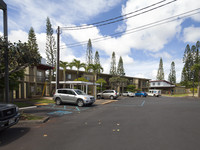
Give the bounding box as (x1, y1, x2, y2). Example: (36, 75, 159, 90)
(19, 106, 37, 110)
(95, 100, 118, 105)
(19, 116, 50, 124)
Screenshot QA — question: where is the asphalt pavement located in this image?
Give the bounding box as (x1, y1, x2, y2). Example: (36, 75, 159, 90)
(1, 96, 200, 150)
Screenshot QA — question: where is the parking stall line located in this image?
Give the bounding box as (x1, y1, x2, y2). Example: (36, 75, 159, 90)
(141, 100, 145, 107)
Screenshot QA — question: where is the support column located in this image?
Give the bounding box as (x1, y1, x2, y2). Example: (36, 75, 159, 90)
(86, 84, 88, 94)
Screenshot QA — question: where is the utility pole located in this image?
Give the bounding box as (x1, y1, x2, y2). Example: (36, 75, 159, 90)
(0, 0, 9, 103)
(56, 26, 60, 90)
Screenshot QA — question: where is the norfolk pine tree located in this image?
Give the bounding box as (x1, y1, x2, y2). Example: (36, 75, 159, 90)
(181, 44, 194, 84)
(46, 17, 56, 73)
(86, 39, 93, 66)
(45, 17, 56, 95)
(94, 51, 100, 65)
(168, 61, 176, 84)
(156, 57, 164, 80)
(28, 27, 39, 53)
(28, 27, 41, 96)
(117, 56, 125, 76)
(110, 52, 117, 75)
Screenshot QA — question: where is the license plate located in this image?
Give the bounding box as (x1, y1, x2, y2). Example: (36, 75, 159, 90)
(9, 118, 15, 125)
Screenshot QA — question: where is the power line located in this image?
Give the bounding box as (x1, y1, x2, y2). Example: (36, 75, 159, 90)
(61, 0, 177, 30)
(60, 8, 200, 49)
(61, 0, 166, 29)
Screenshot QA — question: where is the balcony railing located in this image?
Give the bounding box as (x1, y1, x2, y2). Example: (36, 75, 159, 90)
(20, 75, 50, 83)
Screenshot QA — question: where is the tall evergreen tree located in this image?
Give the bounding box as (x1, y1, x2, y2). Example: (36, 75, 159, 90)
(28, 27, 39, 53)
(182, 44, 194, 82)
(46, 17, 56, 68)
(86, 39, 93, 66)
(94, 51, 100, 65)
(117, 56, 125, 76)
(110, 52, 117, 75)
(168, 61, 176, 84)
(156, 57, 164, 80)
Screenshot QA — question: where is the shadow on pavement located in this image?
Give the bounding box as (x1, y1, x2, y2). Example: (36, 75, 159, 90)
(0, 127, 30, 147)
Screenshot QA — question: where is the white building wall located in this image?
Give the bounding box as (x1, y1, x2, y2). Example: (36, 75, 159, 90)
(150, 81, 175, 88)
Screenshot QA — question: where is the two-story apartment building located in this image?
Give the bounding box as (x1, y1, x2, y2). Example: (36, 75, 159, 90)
(14, 64, 54, 99)
(149, 80, 185, 94)
(51, 69, 150, 95)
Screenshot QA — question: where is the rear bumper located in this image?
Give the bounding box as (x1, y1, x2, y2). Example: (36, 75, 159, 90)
(0, 113, 20, 131)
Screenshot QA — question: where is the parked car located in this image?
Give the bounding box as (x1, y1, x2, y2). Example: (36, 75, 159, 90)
(147, 89, 161, 97)
(135, 91, 148, 97)
(122, 91, 135, 97)
(53, 89, 95, 107)
(0, 103, 20, 131)
(97, 90, 118, 100)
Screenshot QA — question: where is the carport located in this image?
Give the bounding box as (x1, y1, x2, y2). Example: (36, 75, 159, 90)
(51, 81, 99, 95)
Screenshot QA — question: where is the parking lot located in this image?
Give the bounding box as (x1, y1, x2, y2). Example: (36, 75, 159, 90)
(1, 96, 200, 150)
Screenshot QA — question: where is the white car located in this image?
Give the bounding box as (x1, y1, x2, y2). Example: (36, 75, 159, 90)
(53, 89, 95, 107)
(147, 89, 161, 97)
(122, 91, 135, 97)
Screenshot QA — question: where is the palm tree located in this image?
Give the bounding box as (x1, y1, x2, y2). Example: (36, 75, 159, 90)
(68, 62, 73, 70)
(87, 64, 104, 98)
(60, 61, 68, 88)
(70, 59, 86, 80)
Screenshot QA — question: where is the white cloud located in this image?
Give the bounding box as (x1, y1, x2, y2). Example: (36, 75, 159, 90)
(5, 0, 122, 32)
(9, 30, 28, 43)
(2, 0, 199, 83)
(149, 52, 172, 59)
(183, 26, 200, 43)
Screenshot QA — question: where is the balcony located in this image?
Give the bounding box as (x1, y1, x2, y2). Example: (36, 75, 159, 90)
(20, 75, 50, 83)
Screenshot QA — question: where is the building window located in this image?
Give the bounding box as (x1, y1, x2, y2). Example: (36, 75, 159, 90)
(158, 82, 160, 85)
(85, 76, 90, 81)
(67, 74, 71, 79)
(153, 83, 155, 86)
(37, 71, 42, 77)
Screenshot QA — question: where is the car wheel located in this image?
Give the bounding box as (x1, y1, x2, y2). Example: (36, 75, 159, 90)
(55, 98, 62, 105)
(110, 96, 114, 100)
(77, 99, 84, 107)
(97, 95, 101, 99)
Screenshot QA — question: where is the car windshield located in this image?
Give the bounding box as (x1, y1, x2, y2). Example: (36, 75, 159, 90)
(74, 89, 86, 95)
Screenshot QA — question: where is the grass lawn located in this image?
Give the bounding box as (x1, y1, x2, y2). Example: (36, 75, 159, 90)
(13, 98, 55, 108)
(29, 99, 55, 104)
(20, 113, 44, 120)
(163, 94, 190, 97)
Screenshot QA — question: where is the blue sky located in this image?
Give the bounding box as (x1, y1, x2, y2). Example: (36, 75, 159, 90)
(1, 0, 200, 82)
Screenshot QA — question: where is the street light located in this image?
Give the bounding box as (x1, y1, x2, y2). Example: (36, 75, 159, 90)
(0, 0, 9, 103)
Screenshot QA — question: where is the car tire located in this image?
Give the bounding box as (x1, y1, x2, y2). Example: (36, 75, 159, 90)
(110, 96, 114, 100)
(97, 95, 101, 99)
(55, 98, 62, 105)
(77, 99, 84, 107)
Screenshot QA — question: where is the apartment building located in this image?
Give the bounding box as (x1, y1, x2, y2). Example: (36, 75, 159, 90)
(14, 64, 54, 99)
(51, 69, 150, 94)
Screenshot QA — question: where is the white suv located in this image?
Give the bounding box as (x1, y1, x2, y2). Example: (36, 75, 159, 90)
(97, 90, 118, 100)
(53, 89, 95, 107)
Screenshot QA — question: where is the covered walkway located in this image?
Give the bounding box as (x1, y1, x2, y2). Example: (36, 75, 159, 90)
(51, 81, 100, 95)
